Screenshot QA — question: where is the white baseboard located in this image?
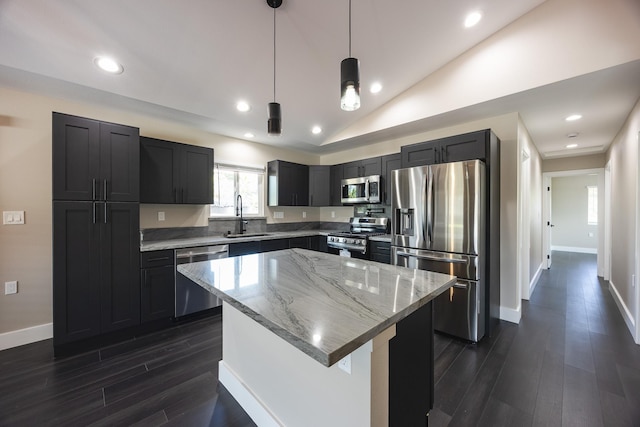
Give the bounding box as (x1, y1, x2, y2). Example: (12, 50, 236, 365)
(529, 263, 543, 297)
(219, 361, 283, 427)
(0, 323, 53, 351)
(551, 245, 597, 254)
(608, 281, 636, 341)
(500, 305, 521, 324)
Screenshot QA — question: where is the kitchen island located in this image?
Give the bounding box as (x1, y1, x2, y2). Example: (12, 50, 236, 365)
(177, 248, 455, 426)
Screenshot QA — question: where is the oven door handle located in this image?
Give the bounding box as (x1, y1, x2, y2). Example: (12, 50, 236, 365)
(396, 251, 467, 264)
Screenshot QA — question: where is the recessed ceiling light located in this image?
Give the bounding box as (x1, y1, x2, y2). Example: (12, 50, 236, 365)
(244, 132, 255, 138)
(565, 114, 582, 121)
(464, 11, 482, 28)
(94, 56, 123, 74)
(566, 143, 578, 149)
(311, 126, 322, 135)
(236, 101, 251, 112)
(370, 82, 382, 94)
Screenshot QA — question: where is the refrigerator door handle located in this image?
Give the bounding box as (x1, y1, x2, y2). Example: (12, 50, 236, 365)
(396, 251, 467, 264)
(427, 172, 434, 246)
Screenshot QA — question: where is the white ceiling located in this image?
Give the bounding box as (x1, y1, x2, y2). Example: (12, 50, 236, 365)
(0, 0, 638, 158)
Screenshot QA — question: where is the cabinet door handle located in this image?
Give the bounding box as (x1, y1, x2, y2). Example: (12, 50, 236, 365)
(103, 179, 108, 201)
(92, 179, 97, 201)
(104, 202, 108, 224)
(92, 202, 97, 224)
(441, 146, 446, 163)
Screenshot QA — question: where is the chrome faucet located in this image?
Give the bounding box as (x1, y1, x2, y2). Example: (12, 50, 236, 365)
(236, 194, 247, 234)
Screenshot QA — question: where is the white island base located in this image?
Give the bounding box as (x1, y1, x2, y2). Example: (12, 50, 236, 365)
(219, 302, 397, 427)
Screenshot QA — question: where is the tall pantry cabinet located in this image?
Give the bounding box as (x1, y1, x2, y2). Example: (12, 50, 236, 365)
(52, 113, 140, 352)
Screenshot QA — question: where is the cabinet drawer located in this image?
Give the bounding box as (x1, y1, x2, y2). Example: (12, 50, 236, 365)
(141, 249, 174, 268)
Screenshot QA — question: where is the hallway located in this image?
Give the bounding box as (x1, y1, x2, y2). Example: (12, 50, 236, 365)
(431, 251, 640, 426)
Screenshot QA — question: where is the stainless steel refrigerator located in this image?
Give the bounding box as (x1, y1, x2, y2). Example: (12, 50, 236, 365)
(391, 160, 486, 342)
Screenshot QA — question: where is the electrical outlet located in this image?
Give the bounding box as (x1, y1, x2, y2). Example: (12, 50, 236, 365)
(302, 211, 307, 219)
(331, 211, 336, 218)
(158, 211, 165, 221)
(337, 354, 351, 374)
(274, 212, 284, 219)
(5, 281, 18, 295)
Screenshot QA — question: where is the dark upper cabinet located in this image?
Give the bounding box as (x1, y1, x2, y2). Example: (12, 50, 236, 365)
(342, 156, 382, 179)
(330, 164, 344, 206)
(140, 250, 175, 323)
(140, 137, 213, 204)
(401, 130, 488, 168)
(53, 201, 140, 346)
(268, 160, 309, 206)
(381, 153, 401, 205)
(309, 165, 330, 207)
(53, 112, 139, 202)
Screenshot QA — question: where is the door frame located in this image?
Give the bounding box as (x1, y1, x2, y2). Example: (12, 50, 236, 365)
(542, 168, 605, 276)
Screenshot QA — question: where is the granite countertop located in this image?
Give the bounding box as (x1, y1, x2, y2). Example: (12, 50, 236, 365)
(177, 248, 455, 367)
(140, 230, 337, 252)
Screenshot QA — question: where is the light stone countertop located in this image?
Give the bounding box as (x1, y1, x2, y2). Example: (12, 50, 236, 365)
(177, 248, 455, 367)
(140, 230, 336, 252)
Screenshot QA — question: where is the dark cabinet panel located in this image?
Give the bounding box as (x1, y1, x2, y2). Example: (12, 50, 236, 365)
(53, 113, 139, 202)
(381, 153, 401, 205)
(369, 240, 391, 264)
(140, 137, 213, 204)
(182, 145, 214, 204)
(140, 137, 179, 204)
(141, 264, 175, 323)
(268, 160, 309, 206)
(53, 201, 140, 346)
(342, 157, 382, 179)
(309, 166, 330, 206)
(401, 130, 489, 168)
(229, 241, 261, 257)
(262, 239, 290, 252)
(310, 235, 328, 253)
(53, 202, 101, 345)
(288, 237, 310, 249)
(100, 203, 141, 333)
(330, 164, 344, 206)
(100, 122, 140, 202)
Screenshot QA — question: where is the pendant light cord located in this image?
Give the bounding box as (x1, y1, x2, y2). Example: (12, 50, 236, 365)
(348, 0, 352, 57)
(273, 6, 277, 102)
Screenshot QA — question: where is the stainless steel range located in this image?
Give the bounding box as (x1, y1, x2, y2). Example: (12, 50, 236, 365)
(327, 217, 389, 258)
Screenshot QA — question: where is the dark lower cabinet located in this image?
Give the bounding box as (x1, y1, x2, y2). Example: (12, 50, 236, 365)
(140, 250, 175, 323)
(389, 302, 434, 426)
(229, 235, 328, 257)
(53, 201, 140, 347)
(369, 240, 391, 264)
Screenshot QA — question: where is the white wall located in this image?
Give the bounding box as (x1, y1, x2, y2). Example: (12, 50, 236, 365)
(551, 175, 599, 252)
(606, 96, 640, 342)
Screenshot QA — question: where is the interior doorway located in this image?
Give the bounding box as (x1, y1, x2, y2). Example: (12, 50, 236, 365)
(542, 168, 606, 277)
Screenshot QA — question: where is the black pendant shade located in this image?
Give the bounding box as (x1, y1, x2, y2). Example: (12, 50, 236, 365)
(340, 57, 360, 111)
(268, 102, 281, 135)
(267, 0, 282, 135)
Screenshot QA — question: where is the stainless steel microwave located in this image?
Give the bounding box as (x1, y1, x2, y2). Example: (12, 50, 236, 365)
(341, 175, 381, 204)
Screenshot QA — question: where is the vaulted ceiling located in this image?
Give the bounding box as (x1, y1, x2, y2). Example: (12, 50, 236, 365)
(1, 0, 639, 158)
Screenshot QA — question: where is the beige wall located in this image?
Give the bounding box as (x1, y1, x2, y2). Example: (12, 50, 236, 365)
(551, 175, 599, 250)
(0, 85, 322, 334)
(542, 154, 606, 172)
(606, 96, 640, 332)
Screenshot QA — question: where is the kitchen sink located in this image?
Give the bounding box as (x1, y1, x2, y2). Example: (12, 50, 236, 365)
(225, 232, 270, 238)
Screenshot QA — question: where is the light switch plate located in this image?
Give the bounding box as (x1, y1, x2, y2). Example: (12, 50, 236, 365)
(5, 281, 18, 295)
(3, 211, 25, 225)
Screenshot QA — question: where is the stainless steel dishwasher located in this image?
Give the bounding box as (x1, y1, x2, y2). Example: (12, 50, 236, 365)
(175, 244, 228, 318)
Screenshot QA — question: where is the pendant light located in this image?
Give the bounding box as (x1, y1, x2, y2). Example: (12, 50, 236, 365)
(340, 0, 360, 111)
(267, 0, 282, 135)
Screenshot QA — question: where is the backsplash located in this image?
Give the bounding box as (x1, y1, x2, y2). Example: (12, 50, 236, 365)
(141, 219, 349, 242)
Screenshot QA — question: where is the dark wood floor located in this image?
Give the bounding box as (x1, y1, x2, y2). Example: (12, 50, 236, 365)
(1, 252, 638, 426)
